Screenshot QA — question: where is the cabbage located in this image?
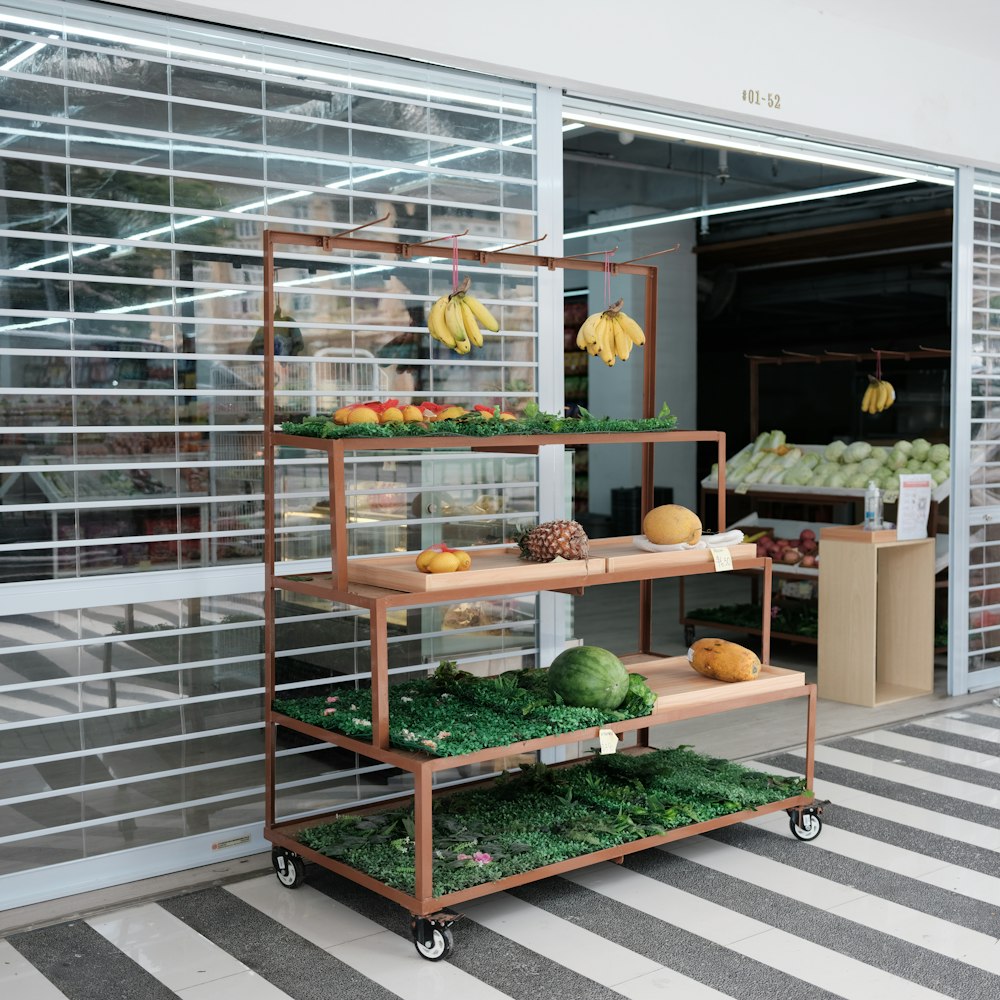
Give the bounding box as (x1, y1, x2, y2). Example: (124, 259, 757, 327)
(919, 461, 937, 473)
(777, 447, 804, 467)
(929, 443, 950, 464)
(754, 431, 771, 452)
(765, 430, 787, 451)
(725, 443, 754, 472)
(707, 463, 719, 483)
(859, 458, 882, 476)
(931, 468, 949, 485)
(728, 462, 755, 484)
(911, 438, 931, 461)
(801, 452, 821, 470)
(883, 474, 900, 491)
(824, 440, 848, 462)
(840, 463, 861, 479)
(870, 447, 889, 465)
(761, 465, 786, 483)
(757, 452, 778, 470)
(906, 458, 922, 472)
(828, 472, 847, 488)
(887, 449, 909, 471)
(844, 441, 872, 463)
(894, 440, 913, 456)
(744, 467, 767, 484)
(847, 473, 870, 489)
(785, 461, 813, 486)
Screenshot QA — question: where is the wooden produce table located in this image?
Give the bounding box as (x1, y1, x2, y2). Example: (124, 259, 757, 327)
(817, 526, 935, 707)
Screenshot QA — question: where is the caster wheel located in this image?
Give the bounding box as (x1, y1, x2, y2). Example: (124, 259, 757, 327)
(789, 810, 822, 842)
(413, 925, 453, 961)
(272, 849, 306, 888)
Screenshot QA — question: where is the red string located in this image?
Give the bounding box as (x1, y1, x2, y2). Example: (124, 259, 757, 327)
(875, 351, 882, 380)
(452, 236, 459, 293)
(604, 252, 611, 309)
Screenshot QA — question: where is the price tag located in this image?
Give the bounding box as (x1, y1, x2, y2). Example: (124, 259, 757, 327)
(735, 482, 751, 495)
(598, 728, 619, 755)
(711, 547, 734, 572)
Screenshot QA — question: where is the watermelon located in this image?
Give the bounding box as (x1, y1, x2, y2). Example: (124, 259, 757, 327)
(547, 646, 629, 710)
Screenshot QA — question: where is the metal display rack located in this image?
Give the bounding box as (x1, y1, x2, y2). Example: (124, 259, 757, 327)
(259, 227, 822, 960)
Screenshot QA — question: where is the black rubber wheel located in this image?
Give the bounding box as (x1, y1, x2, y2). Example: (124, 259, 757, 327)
(413, 925, 453, 961)
(789, 810, 822, 841)
(272, 849, 306, 888)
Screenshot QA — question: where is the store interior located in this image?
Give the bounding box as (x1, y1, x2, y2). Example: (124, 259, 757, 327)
(560, 112, 957, 743)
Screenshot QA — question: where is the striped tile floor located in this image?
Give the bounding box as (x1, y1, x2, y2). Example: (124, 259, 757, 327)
(6, 702, 1000, 1000)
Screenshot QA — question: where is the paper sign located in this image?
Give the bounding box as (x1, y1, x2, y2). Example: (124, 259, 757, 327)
(711, 547, 734, 572)
(896, 474, 933, 541)
(735, 482, 751, 495)
(598, 728, 619, 755)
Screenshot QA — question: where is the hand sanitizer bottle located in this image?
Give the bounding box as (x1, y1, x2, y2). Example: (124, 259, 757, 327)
(864, 480, 883, 531)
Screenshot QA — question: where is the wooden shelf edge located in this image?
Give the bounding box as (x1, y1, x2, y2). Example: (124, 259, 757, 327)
(681, 618, 818, 646)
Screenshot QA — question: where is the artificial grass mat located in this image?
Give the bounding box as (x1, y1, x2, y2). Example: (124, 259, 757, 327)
(273, 663, 657, 758)
(296, 747, 809, 896)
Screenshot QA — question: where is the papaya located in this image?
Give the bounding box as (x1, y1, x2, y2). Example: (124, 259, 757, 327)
(687, 638, 760, 682)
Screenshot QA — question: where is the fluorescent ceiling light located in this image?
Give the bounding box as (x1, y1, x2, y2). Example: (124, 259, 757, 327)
(564, 177, 916, 241)
(0, 13, 533, 114)
(0, 39, 47, 71)
(562, 110, 953, 187)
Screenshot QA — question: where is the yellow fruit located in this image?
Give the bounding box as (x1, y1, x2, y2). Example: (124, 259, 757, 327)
(453, 550, 472, 571)
(402, 405, 424, 422)
(333, 407, 352, 425)
(380, 406, 404, 423)
(415, 548, 438, 572)
(687, 638, 761, 682)
(642, 504, 702, 545)
(347, 406, 380, 424)
(427, 551, 460, 573)
(436, 406, 467, 421)
(499, 412, 516, 421)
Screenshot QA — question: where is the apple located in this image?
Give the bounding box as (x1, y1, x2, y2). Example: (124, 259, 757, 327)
(782, 548, 801, 564)
(799, 554, 817, 568)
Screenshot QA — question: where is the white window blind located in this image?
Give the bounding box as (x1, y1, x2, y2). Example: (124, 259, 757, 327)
(0, 0, 543, 906)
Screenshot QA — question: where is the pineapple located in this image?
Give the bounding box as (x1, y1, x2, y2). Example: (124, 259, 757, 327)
(515, 520, 589, 562)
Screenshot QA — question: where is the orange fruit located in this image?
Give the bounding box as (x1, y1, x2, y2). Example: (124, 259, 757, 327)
(499, 412, 516, 421)
(347, 406, 380, 424)
(380, 406, 404, 423)
(453, 550, 472, 571)
(427, 551, 460, 573)
(415, 548, 438, 572)
(436, 406, 467, 421)
(333, 407, 353, 425)
(402, 405, 424, 422)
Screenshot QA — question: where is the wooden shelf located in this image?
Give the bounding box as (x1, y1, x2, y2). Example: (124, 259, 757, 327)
(818, 529, 934, 707)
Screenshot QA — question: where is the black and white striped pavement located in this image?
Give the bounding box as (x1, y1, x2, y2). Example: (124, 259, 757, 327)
(5, 702, 1000, 1000)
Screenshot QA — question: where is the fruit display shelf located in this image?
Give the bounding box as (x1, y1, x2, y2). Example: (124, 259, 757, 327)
(259, 226, 820, 961)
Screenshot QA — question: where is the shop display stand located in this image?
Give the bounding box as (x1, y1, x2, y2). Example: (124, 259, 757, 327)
(260, 227, 822, 960)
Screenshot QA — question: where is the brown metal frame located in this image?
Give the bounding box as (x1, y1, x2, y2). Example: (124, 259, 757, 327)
(259, 228, 818, 920)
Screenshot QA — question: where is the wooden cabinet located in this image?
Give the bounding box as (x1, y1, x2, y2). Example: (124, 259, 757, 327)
(818, 526, 935, 707)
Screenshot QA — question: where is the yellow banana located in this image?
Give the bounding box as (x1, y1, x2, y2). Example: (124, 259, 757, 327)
(462, 292, 500, 332)
(576, 312, 601, 349)
(612, 316, 631, 360)
(875, 380, 889, 412)
(453, 335, 471, 355)
(882, 380, 895, 410)
(861, 383, 875, 413)
(445, 298, 468, 344)
(595, 317, 615, 365)
(616, 310, 646, 346)
(459, 299, 484, 348)
(427, 296, 455, 348)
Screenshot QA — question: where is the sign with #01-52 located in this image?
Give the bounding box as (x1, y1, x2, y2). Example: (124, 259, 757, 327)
(742, 89, 781, 109)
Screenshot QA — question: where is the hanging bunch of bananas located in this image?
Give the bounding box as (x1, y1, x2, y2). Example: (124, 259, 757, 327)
(861, 376, 896, 414)
(426, 276, 499, 355)
(576, 298, 645, 367)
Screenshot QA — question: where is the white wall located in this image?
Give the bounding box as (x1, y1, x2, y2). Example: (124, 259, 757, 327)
(586, 218, 698, 516)
(119, 0, 1000, 170)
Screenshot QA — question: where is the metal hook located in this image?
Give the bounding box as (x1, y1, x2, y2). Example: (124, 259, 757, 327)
(485, 234, 549, 254)
(621, 243, 682, 264)
(410, 228, 471, 248)
(322, 214, 391, 248)
(564, 245, 619, 259)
